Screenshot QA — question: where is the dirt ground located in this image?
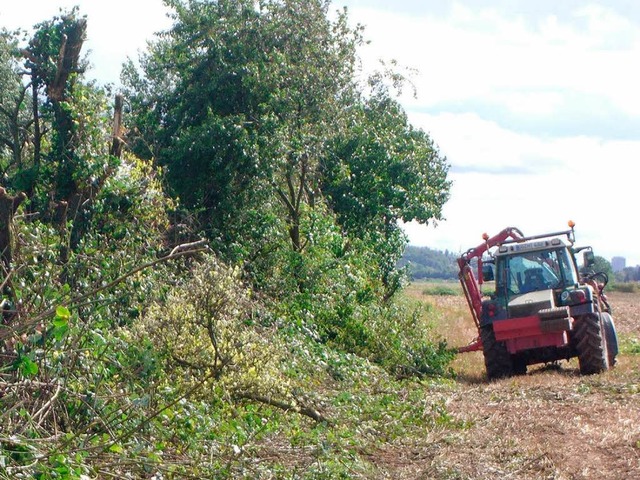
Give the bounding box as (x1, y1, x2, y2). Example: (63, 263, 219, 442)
(375, 289, 640, 479)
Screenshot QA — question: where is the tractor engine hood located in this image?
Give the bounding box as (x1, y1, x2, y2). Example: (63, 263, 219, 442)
(508, 289, 554, 318)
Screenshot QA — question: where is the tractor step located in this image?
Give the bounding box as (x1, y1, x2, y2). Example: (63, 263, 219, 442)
(539, 307, 572, 332)
(538, 306, 571, 320)
(540, 317, 572, 332)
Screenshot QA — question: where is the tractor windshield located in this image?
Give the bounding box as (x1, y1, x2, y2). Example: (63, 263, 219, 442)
(496, 247, 577, 297)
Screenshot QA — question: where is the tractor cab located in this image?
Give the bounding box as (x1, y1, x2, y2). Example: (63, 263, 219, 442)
(493, 239, 579, 300)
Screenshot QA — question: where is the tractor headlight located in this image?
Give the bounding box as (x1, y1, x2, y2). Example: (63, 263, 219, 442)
(560, 288, 589, 305)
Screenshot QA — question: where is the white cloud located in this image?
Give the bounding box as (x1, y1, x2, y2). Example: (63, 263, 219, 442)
(406, 111, 640, 265)
(497, 91, 565, 116)
(574, 4, 637, 47)
(1, 0, 172, 86)
(342, 1, 640, 265)
(414, 112, 557, 174)
(350, 1, 640, 117)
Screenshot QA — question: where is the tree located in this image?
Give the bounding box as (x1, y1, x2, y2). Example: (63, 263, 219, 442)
(123, 0, 451, 322)
(123, 0, 362, 259)
(323, 89, 450, 297)
(124, 0, 448, 266)
(0, 29, 33, 187)
(592, 255, 614, 279)
(24, 8, 89, 202)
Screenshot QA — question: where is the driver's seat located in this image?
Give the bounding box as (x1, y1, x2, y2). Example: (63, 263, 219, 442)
(522, 268, 545, 292)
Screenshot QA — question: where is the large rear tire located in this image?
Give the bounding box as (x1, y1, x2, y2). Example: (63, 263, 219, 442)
(601, 312, 618, 367)
(481, 324, 513, 379)
(573, 313, 609, 375)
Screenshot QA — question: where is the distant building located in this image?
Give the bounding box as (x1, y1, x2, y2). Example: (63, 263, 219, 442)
(611, 256, 626, 272)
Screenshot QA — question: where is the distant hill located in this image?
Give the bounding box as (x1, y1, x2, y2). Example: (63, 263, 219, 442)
(399, 245, 458, 280)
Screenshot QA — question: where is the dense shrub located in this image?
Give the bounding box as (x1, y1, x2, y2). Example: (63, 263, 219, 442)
(0, 156, 176, 477)
(136, 254, 293, 401)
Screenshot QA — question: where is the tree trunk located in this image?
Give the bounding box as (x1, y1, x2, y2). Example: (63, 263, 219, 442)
(32, 76, 41, 169)
(0, 187, 26, 273)
(110, 94, 125, 158)
(0, 187, 26, 328)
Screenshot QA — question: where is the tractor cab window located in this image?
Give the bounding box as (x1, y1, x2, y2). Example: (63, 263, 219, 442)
(496, 248, 577, 297)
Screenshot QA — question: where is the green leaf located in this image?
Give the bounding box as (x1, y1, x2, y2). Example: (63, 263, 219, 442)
(53, 306, 70, 328)
(18, 356, 38, 377)
(109, 443, 124, 454)
(53, 324, 69, 341)
(55, 305, 70, 320)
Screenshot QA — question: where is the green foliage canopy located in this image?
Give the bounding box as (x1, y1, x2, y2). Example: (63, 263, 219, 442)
(123, 0, 451, 299)
(591, 255, 614, 279)
(124, 0, 361, 250)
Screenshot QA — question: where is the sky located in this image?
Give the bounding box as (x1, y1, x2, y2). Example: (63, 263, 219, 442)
(2, 0, 639, 266)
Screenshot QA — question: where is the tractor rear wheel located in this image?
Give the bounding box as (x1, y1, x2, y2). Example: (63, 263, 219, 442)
(480, 324, 513, 379)
(601, 312, 618, 367)
(573, 313, 609, 375)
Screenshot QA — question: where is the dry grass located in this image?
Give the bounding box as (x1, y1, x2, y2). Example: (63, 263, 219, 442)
(372, 284, 640, 479)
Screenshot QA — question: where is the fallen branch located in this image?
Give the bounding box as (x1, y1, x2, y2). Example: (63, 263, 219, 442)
(235, 392, 330, 424)
(170, 239, 207, 256)
(32, 383, 62, 427)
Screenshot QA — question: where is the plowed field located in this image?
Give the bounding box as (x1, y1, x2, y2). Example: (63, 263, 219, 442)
(383, 287, 640, 479)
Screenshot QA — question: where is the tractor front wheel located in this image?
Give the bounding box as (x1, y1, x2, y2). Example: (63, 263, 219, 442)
(480, 323, 513, 379)
(573, 313, 609, 375)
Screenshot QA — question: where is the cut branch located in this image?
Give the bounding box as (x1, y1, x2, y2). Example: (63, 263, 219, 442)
(235, 391, 330, 424)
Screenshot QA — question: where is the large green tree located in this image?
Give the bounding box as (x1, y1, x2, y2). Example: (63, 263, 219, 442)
(123, 0, 450, 299)
(123, 0, 362, 255)
(323, 88, 450, 297)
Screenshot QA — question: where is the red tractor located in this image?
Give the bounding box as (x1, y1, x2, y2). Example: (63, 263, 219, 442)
(457, 221, 618, 379)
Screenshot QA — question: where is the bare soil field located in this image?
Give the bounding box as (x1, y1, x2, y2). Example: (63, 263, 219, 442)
(376, 287, 640, 479)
